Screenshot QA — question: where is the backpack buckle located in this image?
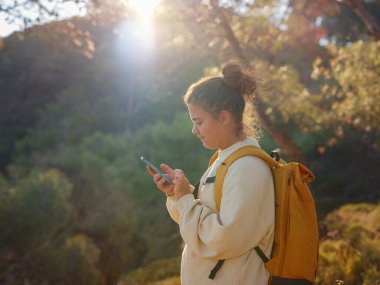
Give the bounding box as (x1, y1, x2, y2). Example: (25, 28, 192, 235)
(270, 149, 281, 162)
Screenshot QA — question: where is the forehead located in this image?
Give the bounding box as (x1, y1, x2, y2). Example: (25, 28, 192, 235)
(187, 103, 211, 120)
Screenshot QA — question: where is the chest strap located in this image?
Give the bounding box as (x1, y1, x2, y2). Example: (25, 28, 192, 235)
(205, 176, 216, 184)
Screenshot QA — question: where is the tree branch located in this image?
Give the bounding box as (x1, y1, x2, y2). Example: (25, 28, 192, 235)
(337, 0, 380, 40)
(209, 0, 304, 161)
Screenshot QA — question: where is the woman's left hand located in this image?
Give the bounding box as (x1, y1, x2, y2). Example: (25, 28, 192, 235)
(173, 169, 192, 200)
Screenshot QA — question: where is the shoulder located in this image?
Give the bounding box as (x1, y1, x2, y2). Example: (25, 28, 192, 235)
(222, 155, 272, 189)
(222, 154, 273, 197)
(230, 155, 271, 176)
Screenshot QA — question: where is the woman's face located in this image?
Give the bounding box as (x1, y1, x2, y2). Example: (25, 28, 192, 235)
(187, 103, 225, 150)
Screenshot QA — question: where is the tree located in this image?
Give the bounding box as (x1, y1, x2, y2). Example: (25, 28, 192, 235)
(312, 40, 380, 146)
(160, 0, 306, 161)
(0, 168, 103, 285)
(0, 0, 314, 161)
(0, 0, 86, 28)
(337, 0, 380, 40)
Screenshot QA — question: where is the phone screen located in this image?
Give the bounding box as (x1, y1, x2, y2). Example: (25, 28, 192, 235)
(140, 157, 172, 184)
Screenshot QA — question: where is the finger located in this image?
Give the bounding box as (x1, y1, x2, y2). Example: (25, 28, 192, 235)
(160, 164, 177, 180)
(164, 189, 175, 196)
(174, 169, 185, 180)
(157, 177, 168, 190)
(146, 166, 156, 176)
(153, 173, 161, 184)
(160, 163, 175, 175)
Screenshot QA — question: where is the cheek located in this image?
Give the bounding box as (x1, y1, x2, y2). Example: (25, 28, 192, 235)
(203, 123, 217, 138)
(199, 123, 210, 134)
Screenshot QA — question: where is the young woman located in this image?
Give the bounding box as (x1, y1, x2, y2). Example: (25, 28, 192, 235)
(147, 61, 275, 285)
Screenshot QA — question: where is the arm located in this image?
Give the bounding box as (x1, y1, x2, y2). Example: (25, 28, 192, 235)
(166, 184, 196, 224)
(145, 163, 197, 225)
(174, 157, 275, 260)
(166, 196, 180, 224)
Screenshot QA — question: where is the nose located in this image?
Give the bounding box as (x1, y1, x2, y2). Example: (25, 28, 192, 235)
(192, 125, 199, 136)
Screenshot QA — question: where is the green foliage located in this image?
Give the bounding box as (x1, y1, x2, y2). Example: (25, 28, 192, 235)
(8, 102, 210, 283)
(117, 258, 181, 285)
(0, 169, 104, 285)
(0, 25, 91, 170)
(253, 59, 324, 133)
(0, 168, 72, 252)
(312, 41, 380, 145)
(317, 203, 380, 285)
(2, 25, 213, 280)
(28, 234, 101, 285)
(330, 41, 380, 132)
(73, 112, 210, 264)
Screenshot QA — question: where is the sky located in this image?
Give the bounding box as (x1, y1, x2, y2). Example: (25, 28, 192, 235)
(0, 1, 87, 37)
(0, 0, 288, 38)
(0, 20, 15, 37)
(0, 0, 165, 37)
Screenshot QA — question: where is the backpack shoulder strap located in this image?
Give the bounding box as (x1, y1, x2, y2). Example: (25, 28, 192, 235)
(209, 151, 219, 167)
(213, 145, 279, 212)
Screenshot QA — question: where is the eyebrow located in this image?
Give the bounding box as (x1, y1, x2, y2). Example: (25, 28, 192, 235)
(191, 117, 201, 122)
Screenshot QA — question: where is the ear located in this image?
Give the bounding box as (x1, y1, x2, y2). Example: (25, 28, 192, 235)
(219, 110, 232, 125)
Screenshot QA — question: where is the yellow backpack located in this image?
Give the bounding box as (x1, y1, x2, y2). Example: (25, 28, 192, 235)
(207, 145, 319, 285)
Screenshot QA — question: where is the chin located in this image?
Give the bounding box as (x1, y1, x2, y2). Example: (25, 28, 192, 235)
(203, 142, 217, 150)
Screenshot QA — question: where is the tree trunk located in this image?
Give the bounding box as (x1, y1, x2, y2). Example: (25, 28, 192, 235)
(209, 0, 304, 162)
(339, 0, 380, 40)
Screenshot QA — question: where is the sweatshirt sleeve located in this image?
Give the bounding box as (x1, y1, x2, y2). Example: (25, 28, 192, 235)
(166, 184, 196, 224)
(173, 157, 274, 260)
(166, 196, 180, 224)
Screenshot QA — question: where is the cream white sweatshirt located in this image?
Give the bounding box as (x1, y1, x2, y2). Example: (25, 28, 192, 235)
(166, 138, 275, 285)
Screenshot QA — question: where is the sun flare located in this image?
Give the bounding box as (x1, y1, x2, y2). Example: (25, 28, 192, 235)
(127, 0, 160, 41)
(129, 0, 160, 19)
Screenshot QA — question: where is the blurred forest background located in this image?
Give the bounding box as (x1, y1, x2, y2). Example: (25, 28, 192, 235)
(0, 0, 379, 284)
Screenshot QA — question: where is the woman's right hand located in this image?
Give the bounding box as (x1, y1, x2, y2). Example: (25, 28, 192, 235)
(146, 163, 175, 197)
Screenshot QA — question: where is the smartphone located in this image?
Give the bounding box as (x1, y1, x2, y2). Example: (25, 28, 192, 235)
(140, 157, 172, 184)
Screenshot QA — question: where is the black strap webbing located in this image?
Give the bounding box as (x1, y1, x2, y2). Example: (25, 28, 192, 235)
(208, 247, 269, 280)
(192, 181, 200, 199)
(208, 260, 225, 280)
(254, 246, 270, 263)
(205, 176, 216, 184)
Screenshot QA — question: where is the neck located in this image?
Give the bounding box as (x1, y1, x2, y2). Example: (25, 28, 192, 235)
(219, 134, 247, 150)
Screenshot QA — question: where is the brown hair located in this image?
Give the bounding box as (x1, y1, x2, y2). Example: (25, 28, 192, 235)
(184, 61, 260, 138)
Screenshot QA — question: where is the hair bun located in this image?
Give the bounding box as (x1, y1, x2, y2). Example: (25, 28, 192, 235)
(222, 61, 257, 96)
